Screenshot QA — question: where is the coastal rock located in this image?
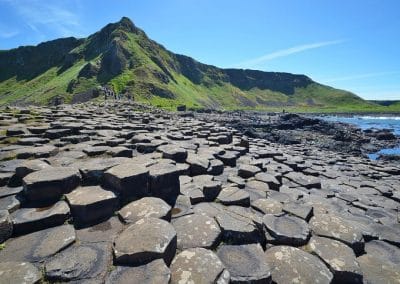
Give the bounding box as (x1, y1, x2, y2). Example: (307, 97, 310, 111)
(113, 217, 177, 266)
(170, 248, 230, 284)
(118, 197, 171, 223)
(0, 210, 12, 243)
(0, 261, 41, 284)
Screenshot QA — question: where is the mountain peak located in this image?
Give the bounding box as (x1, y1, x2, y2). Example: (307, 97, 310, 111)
(115, 16, 137, 33)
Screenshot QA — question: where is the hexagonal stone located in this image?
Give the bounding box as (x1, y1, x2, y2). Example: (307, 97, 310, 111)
(187, 154, 210, 176)
(15, 145, 58, 159)
(307, 236, 363, 283)
(357, 254, 400, 284)
(254, 172, 280, 190)
(83, 146, 110, 156)
(310, 213, 364, 254)
(114, 217, 177, 266)
(172, 214, 221, 250)
(0, 261, 41, 284)
(264, 246, 333, 284)
(364, 240, 400, 266)
(103, 162, 149, 202)
(76, 216, 124, 244)
(0, 186, 23, 198)
(45, 242, 111, 282)
(217, 186, 250, 206)
(251, 198, 283, 214)
(0, 210, 12, 243)
(15, 159, 51, 179)
(17, 137, 49, 146)
(207, 159, 224, 175)
(263, 214, 310, 246)
(282, 201, 313, 221)
(238, 164, 261, 178)
(217, 244, 271, 283)
(284, 172, 321, 189)
(23, 167, 81, 203)
(66, 186, 118, 225)
(170, 248, 230, 284)
(215, 209, 262, 245)
(0, 224, 75, 262)
(11, 201, 70, 235)
(148, 162, 180, 205)
(106, 259, 171, 284)
(0, 195, 20, 212)
(158, 145, 188, 163)
(216, 151, 238, 167)
(118, 197, 171, 223)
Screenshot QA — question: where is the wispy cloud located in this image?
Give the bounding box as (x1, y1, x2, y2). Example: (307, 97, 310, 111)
(321, 71, 400, 83)
(0, 29, 19, 38)
(4, 0, 85, 38)
(235, 39, 344, 68)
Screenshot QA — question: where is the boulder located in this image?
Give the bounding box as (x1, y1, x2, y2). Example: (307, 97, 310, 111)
(238, 164, 261, 178)
(148, 162, 180, 205)
(0, 209, 12, 243)
(158, 145, 188, 162)
(114, 217, 177, 266)
(170, 248, 230, 284)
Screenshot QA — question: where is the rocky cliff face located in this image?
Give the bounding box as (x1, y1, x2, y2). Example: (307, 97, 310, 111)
(0, 17, 369, 110)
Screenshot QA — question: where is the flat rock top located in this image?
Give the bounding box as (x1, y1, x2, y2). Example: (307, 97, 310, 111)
(23, 167, 80, 184)
(265, 245, 333, 284)
(118, 197, 171, 223)
(66, 186, 116, 205)
(105, 163, 149, 178)
(0, 261, 42, 284)
(170, 248, 230, 284)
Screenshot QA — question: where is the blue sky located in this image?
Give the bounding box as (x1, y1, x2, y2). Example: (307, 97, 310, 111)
(0, 0, 399, 100)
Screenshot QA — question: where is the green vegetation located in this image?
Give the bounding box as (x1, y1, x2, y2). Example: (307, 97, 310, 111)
(0, 16, 399, 113)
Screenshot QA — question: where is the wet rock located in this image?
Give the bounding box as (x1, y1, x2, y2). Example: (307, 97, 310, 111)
(0, 224, 75, 262)
(263, 214, 310, 246)
(118, 197, 171, 223)
(45, 242, 111, 282)
(310, 213, 365, 254)
(106, 259, 170, 284)
(0, 210, 12, 243)
(264, 246, 333, 284)
(66, 186, 118, 225)
(113, 217, 177, 266)
(172, 214, 221, 250)
(170, 248, 230, 284)
(11, 201, 70, 235)
(307, 236, 363, 283)
(0, 261, 41, 284)
(217, 186, 250, 206)
(103, 162, 149, 202)
(23, 167, 81, 204)
(217, 243, 271, 283)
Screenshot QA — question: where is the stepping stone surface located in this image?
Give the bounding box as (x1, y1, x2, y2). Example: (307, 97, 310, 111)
(118, 197, 171, 223)
(66, 185, 117, 225)
(106, 259, 170, 284)
(217, 244, 271, 283)
(11, 201, 70, 235)
(263, 214, 310, 245)
(264, 246, 333, 284)
(170, 248, 230, 284)
(217, 186, 250, 206)
(114, 217, 177, 266)
(172, 214, 221, 249)
(0, 261, 41, 284)
(23, 167, 81, 203)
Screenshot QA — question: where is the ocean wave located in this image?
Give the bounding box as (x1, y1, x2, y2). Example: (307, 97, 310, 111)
(358, 116, 400, 120)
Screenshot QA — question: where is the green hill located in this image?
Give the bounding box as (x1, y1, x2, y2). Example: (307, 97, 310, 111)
(0, 17, 396, 112)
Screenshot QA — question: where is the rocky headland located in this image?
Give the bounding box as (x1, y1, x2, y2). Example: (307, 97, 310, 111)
(0, 101, 399, 283)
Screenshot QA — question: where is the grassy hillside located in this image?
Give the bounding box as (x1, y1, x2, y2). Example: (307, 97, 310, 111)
(0, 17, 398, 112)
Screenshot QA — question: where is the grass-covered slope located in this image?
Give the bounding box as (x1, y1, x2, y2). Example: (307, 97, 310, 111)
(0, 17, 398, 112)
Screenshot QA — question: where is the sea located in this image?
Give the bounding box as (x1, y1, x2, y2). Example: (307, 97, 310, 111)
(316, 115, 400, 160)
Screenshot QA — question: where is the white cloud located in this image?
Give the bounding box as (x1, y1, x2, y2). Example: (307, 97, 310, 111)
(4, 0, 85, 38)
(235, 39, 344, 68)
(0, 29, 19, 38)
